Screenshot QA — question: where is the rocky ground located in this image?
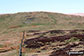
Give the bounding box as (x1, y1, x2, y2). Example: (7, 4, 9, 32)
(0, 30, 84, 56)
(24, 30, 84, 56)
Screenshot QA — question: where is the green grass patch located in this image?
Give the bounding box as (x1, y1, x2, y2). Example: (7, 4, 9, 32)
(65, 37, 80, 44)
(0, 44, 4, 48)
(30, 23, 50, 26)
(0, 18, 5, 22)
(48, 14, 57, 24)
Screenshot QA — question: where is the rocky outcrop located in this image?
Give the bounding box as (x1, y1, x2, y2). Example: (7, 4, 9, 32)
(24, 33, 84, 48)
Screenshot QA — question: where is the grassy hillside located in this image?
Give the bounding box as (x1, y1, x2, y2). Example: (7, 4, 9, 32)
(0, 12, 84, 56)
(0, 12, 84, 34)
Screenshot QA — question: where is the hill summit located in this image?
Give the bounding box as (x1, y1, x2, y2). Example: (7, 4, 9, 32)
(0, 11, 84, 33)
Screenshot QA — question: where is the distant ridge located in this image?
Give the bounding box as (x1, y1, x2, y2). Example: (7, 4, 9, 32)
(67, 13, 84, 16)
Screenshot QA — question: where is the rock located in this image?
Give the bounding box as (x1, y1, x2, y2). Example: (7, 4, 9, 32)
(37, 51, 41, 53)
(41, 47, 48, 50)
(32, 54, 38, 56)
(52, 48, 56, 50)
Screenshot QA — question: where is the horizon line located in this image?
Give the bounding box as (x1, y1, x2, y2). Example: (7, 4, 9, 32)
(0, 11, 84, 15)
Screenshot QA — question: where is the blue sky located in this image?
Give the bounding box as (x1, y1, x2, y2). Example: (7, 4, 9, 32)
(0, 0, 84, 14)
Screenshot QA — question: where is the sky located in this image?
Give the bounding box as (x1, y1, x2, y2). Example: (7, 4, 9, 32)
(0, 0, 84, 14)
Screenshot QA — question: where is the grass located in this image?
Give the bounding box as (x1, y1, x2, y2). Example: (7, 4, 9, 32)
(26, 47, 41, 53)
(0, 12, 84, 34)
(48, 14, 57, 24)
(0, 44, 4, 48)
(0, 12, 84, 56)
(0, 18, 5, 22)
(65, 37, 80, 44)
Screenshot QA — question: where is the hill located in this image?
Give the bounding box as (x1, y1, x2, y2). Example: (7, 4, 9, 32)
(0, 12, 84, 34)
(0, 12, 84, 56)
